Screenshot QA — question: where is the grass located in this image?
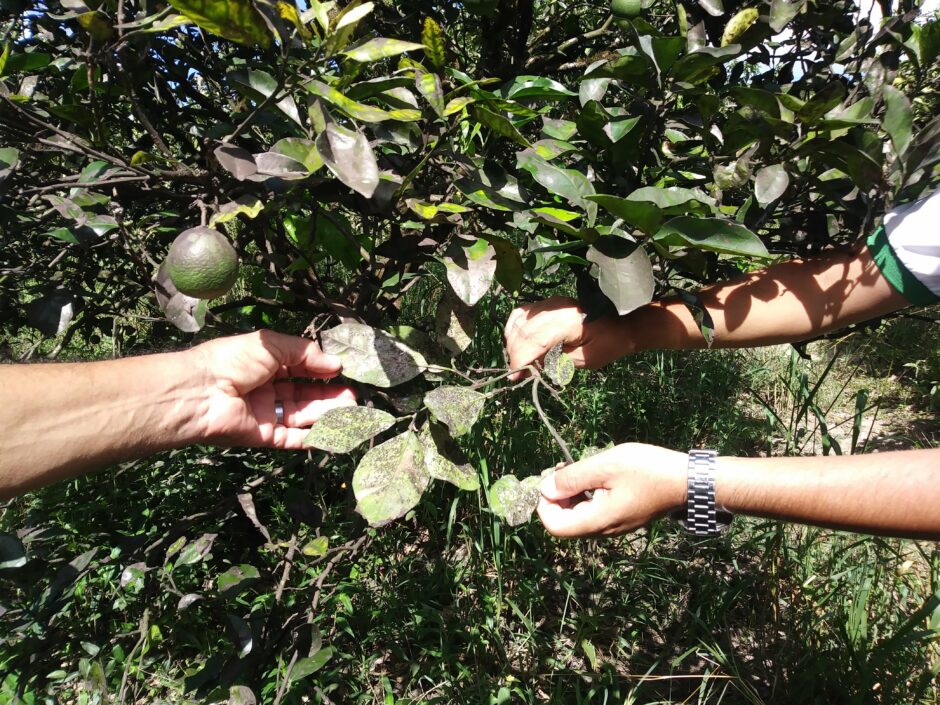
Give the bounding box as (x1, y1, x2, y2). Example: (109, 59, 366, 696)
(1, 302, 938, 704)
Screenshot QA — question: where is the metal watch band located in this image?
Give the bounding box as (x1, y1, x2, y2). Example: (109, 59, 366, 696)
(686, 449, 721, 536)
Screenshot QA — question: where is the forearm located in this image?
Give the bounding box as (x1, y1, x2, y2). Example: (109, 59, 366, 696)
(597, 243, 909, 355)
(714, 449, 940, 539)
(0, 351, 209, 498)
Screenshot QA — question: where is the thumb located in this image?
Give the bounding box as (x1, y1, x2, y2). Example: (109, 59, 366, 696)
(540, 457, 613, 501)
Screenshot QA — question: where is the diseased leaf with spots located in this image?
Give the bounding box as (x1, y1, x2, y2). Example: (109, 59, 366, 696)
(321, 323, 427, 388)
(421, 17, 446, 68)
(352, 432, 429, 526)
(315, 124, 380, 198)
(416, 71, 445, 117)
(217, 564, 260, 596)
(174, 533, 217, 567)
(543, 343, 575, 387)
(444, 240, 497, 306)
(420, 427, 479, 491)
(290, 648, 334, 682)
(302, 406, 396, 453)
(489, 475, 541, 526)
(210, 196, 264, 226)
(435, 291, 475, 355)
(169, 0, 271, 47)
(424, 386, 486, 437)
(304, 80, 421, 122)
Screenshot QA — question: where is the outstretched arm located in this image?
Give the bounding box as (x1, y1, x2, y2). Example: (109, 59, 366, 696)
(537, 444, 940, 540)
(505, 241, 910, 375)
(0, 331, 355, 499)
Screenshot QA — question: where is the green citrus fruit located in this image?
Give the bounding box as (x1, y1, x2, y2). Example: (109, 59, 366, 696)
(611, 0, 643, 19)
(166, 227, 239, 299)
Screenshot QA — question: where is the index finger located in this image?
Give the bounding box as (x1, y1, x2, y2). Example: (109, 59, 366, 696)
(258, 330, 342, 379)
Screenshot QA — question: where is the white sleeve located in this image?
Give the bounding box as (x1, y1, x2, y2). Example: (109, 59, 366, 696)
(882, 191, 940, 299)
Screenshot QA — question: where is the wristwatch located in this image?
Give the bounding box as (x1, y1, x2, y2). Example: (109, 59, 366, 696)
(682, 449, 733, 536)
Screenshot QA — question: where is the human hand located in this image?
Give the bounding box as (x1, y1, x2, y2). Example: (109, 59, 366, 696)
(537, 443, 686, 537)
(192, 330, 356, 449)
(503, 296, 627, 381)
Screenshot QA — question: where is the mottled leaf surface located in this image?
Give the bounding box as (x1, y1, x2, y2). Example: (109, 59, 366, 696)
(217, 564, 260, 596)
(420, 428, 479, 491)
(302, 406, 396, 453)
(424, 386, 486, 437)
(444, 241, 497, 306)
(353, 432, 429, 526)
(489, 475, 541, 526)
(321, 323, 427, 388)
(544, 343, 575, 387)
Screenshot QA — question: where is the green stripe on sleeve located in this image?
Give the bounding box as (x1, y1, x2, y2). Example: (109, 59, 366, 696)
(866, 225, 939, 306)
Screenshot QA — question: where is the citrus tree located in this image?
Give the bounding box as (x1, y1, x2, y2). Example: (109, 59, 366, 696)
(0, 0, 938, 700)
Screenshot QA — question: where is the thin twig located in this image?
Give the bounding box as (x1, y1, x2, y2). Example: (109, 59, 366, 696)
(531, 377, 573, 464)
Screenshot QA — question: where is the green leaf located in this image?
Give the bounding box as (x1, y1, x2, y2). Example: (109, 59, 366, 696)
(353, 432, 429, 526)
(167, 0, 271, 47)
(653, 216, 769, 257)
(302, 406, 396, 453)
(541, 117, 577, 141)
(623, 185, 714, 212)
(315, 123, 380, 198)
(443, 96, 476, 116)
(424, 386, 486, 437)
(499, 75, 576, 101)
(341, 37, 425, 62)
(669, 44, 739, 84)
(586, 239, 655, 316)
(0, 43, 8, 76)
(0, 146, 19, 184)
(489, 475, 541, 526)
(291, 648, 334, 682)
(416, 71, 445, 117)
(754, 164, 789, 206)
(482, 233, 524, 293)
(422, 17, 446, 69)
(304, 80, 420, 122)
(229, 69, 301, 126)
(314, 210, 368, 269)
(334, 2, 373, 30)
(516, 149, 596, 222)
(798, 82, 846, 123)
(769, 0, 805, 32)
(543, 343, 575, 387)
(217, 564, 260, 596)
(586, 195, 662, 235)
(472, 105, 531, 147)
(0, 52, 51, 76)
(883, 85, 912, 158)
(175, 533, 217, 567)
(271, 137, 324, 173)
(321, 323, 427, 388)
